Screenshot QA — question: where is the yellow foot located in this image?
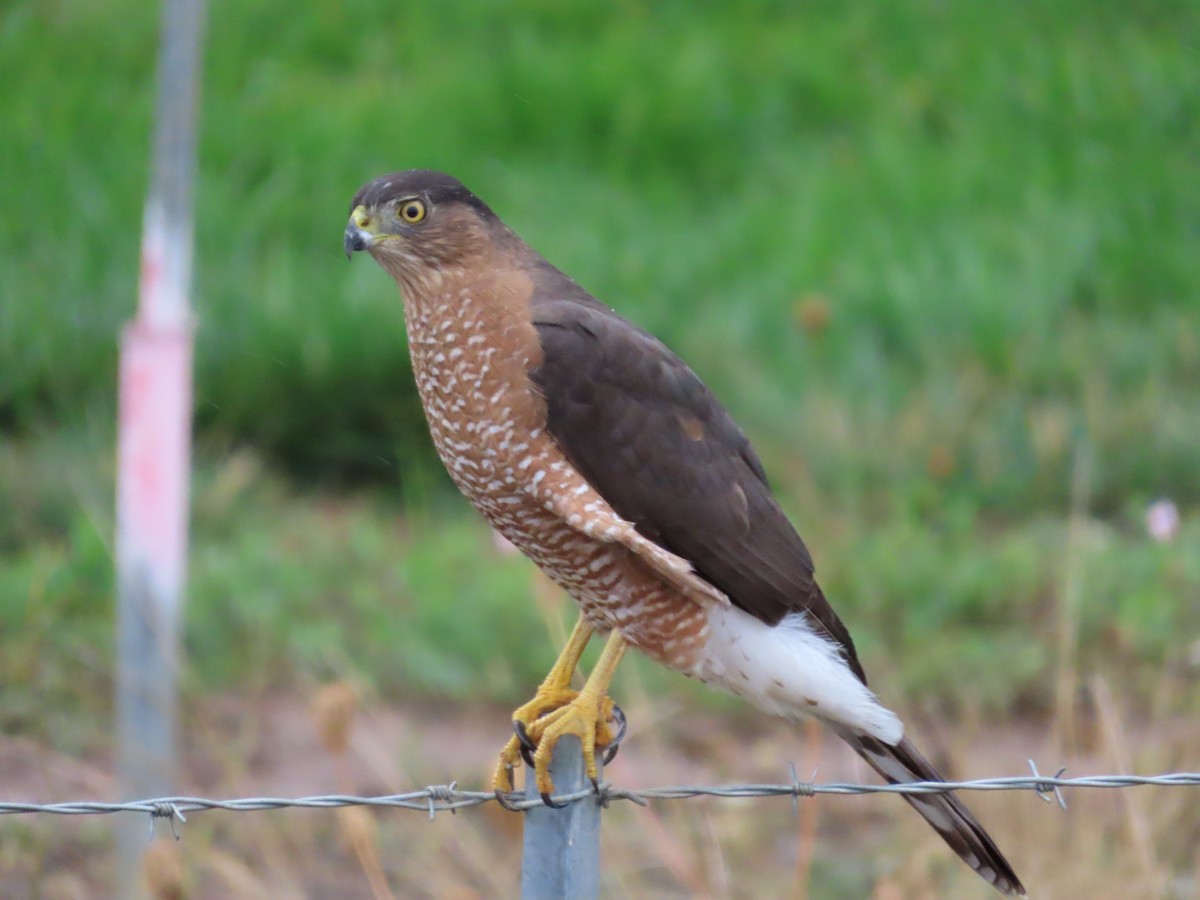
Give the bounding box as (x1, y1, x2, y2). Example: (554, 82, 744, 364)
(492, 629, 629, 808)
(492, 687, 578, 795)
(525, 692, 623, 806)
(491, 689, 624, 800)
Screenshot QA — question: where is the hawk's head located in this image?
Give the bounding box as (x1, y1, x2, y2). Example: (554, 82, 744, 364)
(344, 170, 503, 289)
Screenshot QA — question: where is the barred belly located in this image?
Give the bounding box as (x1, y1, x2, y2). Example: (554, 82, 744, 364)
(404, 285, 710, 674)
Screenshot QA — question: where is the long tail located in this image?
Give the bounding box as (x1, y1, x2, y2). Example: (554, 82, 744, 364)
(838, 730, 1026, 896)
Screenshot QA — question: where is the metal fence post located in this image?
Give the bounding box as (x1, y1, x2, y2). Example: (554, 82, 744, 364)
(115, 0, 205, 895)
(520, 737, 602, 900)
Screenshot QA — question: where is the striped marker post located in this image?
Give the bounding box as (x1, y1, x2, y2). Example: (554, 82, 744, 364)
(114, 0, 205, 895)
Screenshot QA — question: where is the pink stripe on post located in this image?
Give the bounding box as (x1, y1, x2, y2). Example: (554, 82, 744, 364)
(116, 319, 193, 619)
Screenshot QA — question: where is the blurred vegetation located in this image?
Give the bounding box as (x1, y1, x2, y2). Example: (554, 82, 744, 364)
(1, 0, 1199, 746)
(4, 0, 1197, 500)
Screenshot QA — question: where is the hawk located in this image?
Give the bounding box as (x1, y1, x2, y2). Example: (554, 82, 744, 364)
(344, 170, 1025, 896)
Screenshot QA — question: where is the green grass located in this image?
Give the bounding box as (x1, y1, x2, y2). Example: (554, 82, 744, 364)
(4, 429, 1199, 757)
(2, 0, 1197, 500)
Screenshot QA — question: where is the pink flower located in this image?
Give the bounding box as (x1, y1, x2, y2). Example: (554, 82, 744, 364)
(1145, 499, 1180, 543)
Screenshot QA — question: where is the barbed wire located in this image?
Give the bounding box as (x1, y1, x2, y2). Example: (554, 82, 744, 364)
(4, 764, 1199, 831)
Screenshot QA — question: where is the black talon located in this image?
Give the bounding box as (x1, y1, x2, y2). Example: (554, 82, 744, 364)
(601, 703, 627, 765)
(514, 718, 537, 750)
(494, 787, 522, 812)
(513, 720, 537, 768)
(541, 791, 568, 809)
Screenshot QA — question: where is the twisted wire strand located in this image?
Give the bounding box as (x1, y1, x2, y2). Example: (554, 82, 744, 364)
(4, 770, 1198, 820)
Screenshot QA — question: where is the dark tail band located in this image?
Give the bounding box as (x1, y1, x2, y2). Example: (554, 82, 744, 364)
(838, 730, 1026, 896)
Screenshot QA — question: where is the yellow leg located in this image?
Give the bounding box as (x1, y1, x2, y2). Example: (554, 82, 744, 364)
(492, 617, 595, 793)
(526, 630, 627, 800)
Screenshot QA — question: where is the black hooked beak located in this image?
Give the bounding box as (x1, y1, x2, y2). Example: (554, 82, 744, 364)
(344, 224, 367, 259)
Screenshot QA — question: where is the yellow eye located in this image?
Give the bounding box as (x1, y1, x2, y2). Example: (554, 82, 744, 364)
(398, 199, 427, 224)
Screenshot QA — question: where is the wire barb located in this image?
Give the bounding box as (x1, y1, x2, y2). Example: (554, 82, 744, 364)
(1027, 759, 1069, 811)
(149, 801, 186, 841)
(787, 762, 818, 814)
(426, 782, 457, 820)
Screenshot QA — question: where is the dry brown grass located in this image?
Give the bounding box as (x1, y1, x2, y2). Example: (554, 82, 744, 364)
(3, 675, 1198, 899)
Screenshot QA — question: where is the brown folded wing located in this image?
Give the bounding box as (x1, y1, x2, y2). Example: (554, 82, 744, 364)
(529, 285, 866, 684)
